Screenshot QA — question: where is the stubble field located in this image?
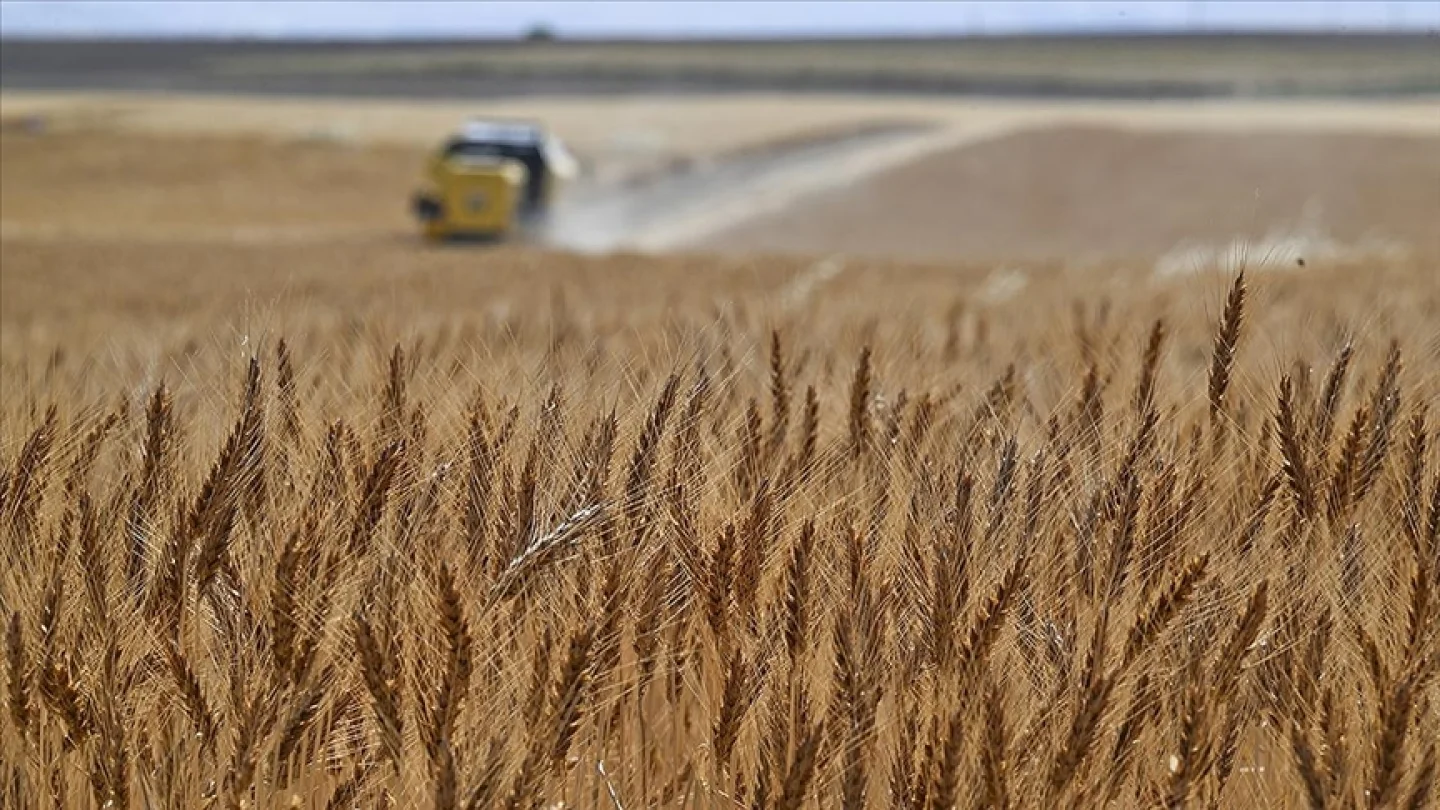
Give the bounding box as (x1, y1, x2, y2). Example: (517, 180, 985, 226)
(2, 87, 1439, 808)
(707, 126, 1440, 262)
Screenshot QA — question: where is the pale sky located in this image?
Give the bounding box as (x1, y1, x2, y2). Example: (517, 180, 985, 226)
(2, 1, 1438, 39)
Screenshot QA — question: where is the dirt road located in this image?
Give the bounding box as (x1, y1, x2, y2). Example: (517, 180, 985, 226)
(542, 123, 948, 252)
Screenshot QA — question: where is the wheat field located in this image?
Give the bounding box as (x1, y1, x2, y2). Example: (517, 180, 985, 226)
(1, 242, 1437, 809)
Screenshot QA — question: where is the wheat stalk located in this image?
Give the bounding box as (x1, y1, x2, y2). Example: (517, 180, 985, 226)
(1208, 271, 1247, 429)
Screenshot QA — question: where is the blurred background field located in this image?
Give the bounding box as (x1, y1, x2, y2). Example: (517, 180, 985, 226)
(3, 9, 1438, 408)
(4, 34, 1440, 97)
(4, 4, 1440, 265)
(2, 88, 1437, 262)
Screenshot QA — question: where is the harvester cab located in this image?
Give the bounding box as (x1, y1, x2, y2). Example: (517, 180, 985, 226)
(412, 119, 577, 241)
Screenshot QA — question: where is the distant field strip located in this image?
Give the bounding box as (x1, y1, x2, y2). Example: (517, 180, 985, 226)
(79, 36, 1440, 96)
(0, 221, 388, 246)
(4, 93, 1438, 258)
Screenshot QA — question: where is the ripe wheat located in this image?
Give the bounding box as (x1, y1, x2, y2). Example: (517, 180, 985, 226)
(1, 249, 1437, 808)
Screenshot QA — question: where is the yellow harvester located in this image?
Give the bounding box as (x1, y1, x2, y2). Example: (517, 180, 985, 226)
(411, 119, 576, 241)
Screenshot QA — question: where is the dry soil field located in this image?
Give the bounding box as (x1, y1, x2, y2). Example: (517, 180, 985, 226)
(3, 92, 1438, 259)
(2, 83, 1439, 809)
(707, 126, 1440, 263)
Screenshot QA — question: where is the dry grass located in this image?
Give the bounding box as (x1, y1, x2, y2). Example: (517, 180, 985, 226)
(0, 129, 423, 237)
(1, 239, 1438, 808)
